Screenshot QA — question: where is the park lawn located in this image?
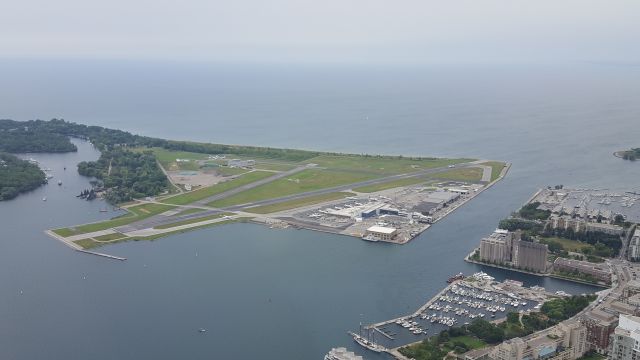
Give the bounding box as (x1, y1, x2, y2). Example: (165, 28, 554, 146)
(53, 203, 176, 236)
(160, 171, 274, 205)
(308, 154, 473, 175)
(208, 169, 377, 208)
(541, 237, 595, 253)
(246, 192, 354, 214)
(443, 335, 487, 351)
(430, 167, 484, 182)
(93, 233, 128, 242)
(153, 213, 232, 229)
(353, 177, 431, 193)
(480, 161, 506, 182)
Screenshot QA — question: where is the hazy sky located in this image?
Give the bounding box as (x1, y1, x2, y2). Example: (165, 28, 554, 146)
(2, 0, 639, 64)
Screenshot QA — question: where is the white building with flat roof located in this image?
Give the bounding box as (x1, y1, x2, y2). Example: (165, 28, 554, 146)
(365, 226, 397, 241)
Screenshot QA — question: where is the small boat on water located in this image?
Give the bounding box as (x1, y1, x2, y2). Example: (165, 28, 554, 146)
(57, 180, 62, 186)
(198, 328, 206, 333)
(100, 209, 108, 212)
(42, 197, 47, 201)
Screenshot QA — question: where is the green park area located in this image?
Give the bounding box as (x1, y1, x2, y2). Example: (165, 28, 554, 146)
(431, 167, 484, 182)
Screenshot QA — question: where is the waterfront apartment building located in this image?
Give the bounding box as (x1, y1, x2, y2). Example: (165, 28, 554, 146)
(479, 229, 516, 264)
(548, 214, 624, 236)
(553, 258, 612, 284)
(479, 230, 548, 273)
(629, 230, 640, 261)
(489, 320, 587, 360)
(580, 309, 618, 353)
(609, 315, 640, 360)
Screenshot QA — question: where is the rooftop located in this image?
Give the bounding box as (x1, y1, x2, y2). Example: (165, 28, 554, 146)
(367, 225, 397, 234)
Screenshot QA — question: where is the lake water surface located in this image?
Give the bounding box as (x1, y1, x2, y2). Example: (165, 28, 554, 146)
(0, 60, 639, 359)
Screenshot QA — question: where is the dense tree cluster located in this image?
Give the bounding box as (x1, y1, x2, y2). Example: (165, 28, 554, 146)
(0, 119, 320, 161)
(0, 153, 46, 200)
(0, 128, 77, 153)
(543, 228, 621, 256)
(78, 149, 168, 203)
(518, 202, 551, 221)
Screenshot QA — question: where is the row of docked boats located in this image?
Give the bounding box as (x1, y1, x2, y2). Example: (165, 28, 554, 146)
(395, 319, 428, 335)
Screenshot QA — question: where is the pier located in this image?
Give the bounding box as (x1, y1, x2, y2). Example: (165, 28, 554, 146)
(77, 249, 127, 261)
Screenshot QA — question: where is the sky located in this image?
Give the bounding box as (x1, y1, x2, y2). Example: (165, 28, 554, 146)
(1, 0, 639, 64)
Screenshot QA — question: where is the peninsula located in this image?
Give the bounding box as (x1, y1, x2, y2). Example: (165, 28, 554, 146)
(0, 119, 509, 253)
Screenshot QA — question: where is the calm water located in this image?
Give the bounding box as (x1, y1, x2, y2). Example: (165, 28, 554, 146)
(1, 60, 639, 359)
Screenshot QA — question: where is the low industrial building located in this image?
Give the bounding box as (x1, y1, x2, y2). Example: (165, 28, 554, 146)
(226, 159, 255, 168)
(365, 226, 397, 241)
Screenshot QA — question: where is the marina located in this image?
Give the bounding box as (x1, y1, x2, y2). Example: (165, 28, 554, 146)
(350, 272, 558, 356)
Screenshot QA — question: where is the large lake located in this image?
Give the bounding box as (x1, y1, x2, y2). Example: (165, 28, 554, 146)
(0, 60, 639, 359)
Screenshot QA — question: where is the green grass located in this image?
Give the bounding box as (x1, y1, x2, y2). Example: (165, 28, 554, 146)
(52, 228, 77, 237)
(430, 167, 484, 182)
(208, 169, 377, 208)
(246, 192, 354, 214)
(480, 161, 507, 182)
(93, 233, 128, 241)
(541, 237, 595, 252)
(148, 147, 210, 171)
(160, 171, 273, 205)
(153, 213, 232, 229)
(443, 335, 486, 351)
(53, 203, 176, 236)
(74, 239, 99, 249)
(353, 177, 433, 193)
(308, 154, 473, 175)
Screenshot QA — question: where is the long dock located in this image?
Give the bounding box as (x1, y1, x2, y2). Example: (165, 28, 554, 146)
(370, 283, 455, 329)
(76, 249, 127, 261)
